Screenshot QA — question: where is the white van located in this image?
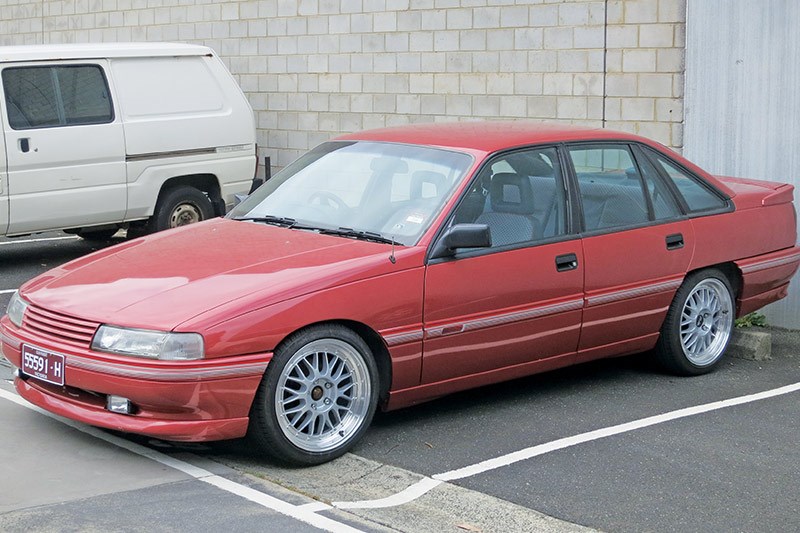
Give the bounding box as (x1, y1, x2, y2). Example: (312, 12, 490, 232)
(0, 42, 257, 240)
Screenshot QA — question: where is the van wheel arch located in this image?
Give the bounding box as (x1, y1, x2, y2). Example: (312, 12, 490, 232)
(142, 175, 224, 234)
(157, 174, 225, 216)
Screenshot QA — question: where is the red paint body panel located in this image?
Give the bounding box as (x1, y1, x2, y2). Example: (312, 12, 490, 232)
(734, 246, 800, 316)
(580, 220, 694, 352)
(16, 378, 250, 442)
(2, 315, 268, 435)
(0, 122, 796, 443)
(422, 240, 583, 383)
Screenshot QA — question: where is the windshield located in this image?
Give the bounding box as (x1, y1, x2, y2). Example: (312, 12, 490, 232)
(228, 141, 473, 246)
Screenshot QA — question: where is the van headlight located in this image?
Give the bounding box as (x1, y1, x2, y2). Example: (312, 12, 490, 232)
(6, 291, 29, 328)
(91, 325, 204, 361)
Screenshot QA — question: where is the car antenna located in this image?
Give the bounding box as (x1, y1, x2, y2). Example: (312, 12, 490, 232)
(389, 236, 396, 264)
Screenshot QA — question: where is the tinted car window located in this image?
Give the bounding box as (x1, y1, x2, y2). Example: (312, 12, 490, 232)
(2, 67, 59, 128)
(636, 149, 681, 220)
(2, 65, 113, 130)
(569, 145, 649, 231)
(652, 153, 727, 212)
(451, 146, 567, 247)
(56, 66, 113, 125)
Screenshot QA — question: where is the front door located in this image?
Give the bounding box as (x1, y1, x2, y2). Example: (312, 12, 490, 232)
(1, 61, 126, 235)
(422, 146, 584, 384)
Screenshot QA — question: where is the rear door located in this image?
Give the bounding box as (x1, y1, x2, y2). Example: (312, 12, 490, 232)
(566, 143, 694, 363)
(1, 60, 126, 235)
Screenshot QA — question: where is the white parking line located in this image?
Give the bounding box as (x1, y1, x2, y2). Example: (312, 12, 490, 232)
(0, 289, 17, 295)
(0, 387, 363, 533)
(0, 236, 79, 246)
(333, 381, 800, 509)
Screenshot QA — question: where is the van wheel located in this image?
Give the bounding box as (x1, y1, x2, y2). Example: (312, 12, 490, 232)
(150, 186, 214, 233)
(77, 228, 118, 241)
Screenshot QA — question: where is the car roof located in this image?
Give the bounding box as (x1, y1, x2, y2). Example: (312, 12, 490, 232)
(335, 121, 649, 154)
(0, 42, 213, 63)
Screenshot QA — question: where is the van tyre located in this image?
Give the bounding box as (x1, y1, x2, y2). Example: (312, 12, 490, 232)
(150, 186, 214, 233)
(248, 325, 379, 466)
(655, 269, 735, 376)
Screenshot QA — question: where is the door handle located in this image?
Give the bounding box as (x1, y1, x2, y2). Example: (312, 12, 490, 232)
(555, 253, 579, 272)
(19, 138, 30, 153)
(666, 233, 684, 250)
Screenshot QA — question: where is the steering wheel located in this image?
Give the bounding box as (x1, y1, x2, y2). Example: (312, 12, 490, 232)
(309, 191, 348, 211)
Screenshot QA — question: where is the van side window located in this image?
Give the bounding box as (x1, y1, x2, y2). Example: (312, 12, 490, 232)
(2, 65, 113, 130)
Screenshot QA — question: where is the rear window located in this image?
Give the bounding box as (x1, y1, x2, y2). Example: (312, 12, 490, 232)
(2, 65, 113, 130)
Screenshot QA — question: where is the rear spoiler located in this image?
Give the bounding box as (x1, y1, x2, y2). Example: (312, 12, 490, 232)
(762, 184, 795, 206)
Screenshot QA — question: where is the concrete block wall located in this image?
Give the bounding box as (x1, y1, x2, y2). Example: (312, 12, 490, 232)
(0, 0, 686, 173)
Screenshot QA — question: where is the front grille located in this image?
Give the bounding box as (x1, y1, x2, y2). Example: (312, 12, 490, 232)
(23, 305, 100, 348)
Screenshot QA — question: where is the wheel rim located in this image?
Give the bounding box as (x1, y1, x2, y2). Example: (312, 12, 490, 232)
(169, 203, 202, 228)
(679, 278, 733, 366)
(275, 339, 371, 453)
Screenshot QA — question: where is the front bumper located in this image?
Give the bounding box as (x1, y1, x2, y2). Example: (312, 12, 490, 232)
(1, 316, 271, 442)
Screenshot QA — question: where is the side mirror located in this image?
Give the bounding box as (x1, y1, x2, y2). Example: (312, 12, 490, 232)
(430, 223, 491, 259)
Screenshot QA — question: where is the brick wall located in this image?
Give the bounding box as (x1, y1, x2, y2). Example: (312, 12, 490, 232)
(0, 0, 686, 173)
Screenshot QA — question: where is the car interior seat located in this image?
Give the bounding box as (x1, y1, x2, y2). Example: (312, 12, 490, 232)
(475, 173, 538, 247)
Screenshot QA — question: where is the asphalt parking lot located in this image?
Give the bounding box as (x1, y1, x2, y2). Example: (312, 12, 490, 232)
(1, 231, 799, 532)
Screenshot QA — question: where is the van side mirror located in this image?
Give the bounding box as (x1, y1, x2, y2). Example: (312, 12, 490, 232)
(430, 224, 491, 259)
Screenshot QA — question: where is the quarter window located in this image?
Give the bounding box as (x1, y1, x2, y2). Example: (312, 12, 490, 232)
(2, 65, 113, 130)
(636, 150, 682, 220)
(650, 152, 727, 212)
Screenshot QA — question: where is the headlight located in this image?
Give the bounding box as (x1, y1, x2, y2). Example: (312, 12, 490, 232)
(6, 291, 29, 328)
(91, 325, 204, 361)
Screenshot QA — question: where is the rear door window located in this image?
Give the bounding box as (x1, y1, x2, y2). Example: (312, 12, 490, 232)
(2, 65, 113, 130)
(568, 145, 650, 231)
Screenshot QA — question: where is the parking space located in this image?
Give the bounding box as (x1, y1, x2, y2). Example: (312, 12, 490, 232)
(354, 353, 800, 532)
(1, 233, 799, 532)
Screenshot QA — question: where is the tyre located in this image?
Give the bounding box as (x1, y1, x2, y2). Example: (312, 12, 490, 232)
(655, 268, 735, 375)
(248, 325, 379, 465)
(77, 228, 118, 241)
(149, 186, 214, 233)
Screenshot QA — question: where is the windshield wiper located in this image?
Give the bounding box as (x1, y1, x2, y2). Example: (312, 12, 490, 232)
(233, 217, 401, 246)
(232, 215, 298, 228)
(318, 227, 402, 246)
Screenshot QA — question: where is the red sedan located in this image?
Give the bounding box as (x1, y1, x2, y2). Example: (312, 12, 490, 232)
(2, 122, 799, 465)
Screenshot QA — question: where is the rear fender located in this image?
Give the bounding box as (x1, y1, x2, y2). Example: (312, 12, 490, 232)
(734, 246, 800, 316)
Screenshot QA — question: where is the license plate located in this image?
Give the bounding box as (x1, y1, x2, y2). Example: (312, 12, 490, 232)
(21, 345, 66, 386)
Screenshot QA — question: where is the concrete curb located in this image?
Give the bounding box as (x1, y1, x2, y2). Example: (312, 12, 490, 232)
(218, 453, 596, 533)
(728, 329, 772, 361)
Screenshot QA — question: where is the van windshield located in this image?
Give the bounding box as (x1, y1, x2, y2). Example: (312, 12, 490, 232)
(228, 141, 473, 246)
